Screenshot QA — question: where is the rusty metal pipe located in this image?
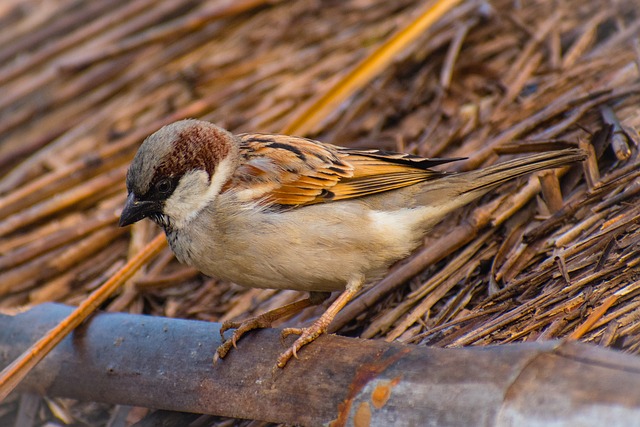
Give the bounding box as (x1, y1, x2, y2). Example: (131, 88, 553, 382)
(2, 303, 640, 426)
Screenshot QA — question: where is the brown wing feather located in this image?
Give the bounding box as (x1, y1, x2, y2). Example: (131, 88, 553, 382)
(226, 133, 461, 206)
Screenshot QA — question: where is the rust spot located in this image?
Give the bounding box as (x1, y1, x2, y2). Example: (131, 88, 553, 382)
(371, 376, 401, 409)
(330, 346, 411, 427)
(371, 382, 390, 409)
(372, 382, 388, 408)
(353, 402, 371, 427)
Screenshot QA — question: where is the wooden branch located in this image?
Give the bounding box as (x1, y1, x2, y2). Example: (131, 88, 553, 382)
(2, 303, 640, 426)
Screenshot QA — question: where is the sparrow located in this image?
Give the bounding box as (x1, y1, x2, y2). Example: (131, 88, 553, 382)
(119, 119, 586, 368)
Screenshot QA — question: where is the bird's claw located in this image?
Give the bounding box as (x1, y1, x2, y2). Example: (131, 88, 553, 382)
(219, 319, 241, 340)
(276, 323, 328, 368)
(215, 317, 271, 363)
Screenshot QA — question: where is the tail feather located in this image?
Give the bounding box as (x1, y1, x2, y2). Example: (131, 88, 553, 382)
(367, 148, 586, 234)
(408, 148, 586, 220)
(458, 148, 586, 194)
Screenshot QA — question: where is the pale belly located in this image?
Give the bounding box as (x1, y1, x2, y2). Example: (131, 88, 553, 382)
(166, 200, 427, 292)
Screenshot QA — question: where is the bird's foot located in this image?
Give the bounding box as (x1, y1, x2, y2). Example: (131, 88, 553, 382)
(276, 317, 330, 368)
(215, 316, 272, 362)
(214, 297, 318, 363)
(275, 284, 362, 368)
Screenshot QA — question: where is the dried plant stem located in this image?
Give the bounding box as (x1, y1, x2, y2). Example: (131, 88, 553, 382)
(281, 0, 465, 135)
(569, 294, 619, 340)
(0, 233, 166, 402)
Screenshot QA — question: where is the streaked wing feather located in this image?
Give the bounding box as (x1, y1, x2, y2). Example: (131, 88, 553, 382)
(227, 133, 461, 206)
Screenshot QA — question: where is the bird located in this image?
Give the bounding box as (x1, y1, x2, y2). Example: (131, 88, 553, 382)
(119, 119, 586, 368)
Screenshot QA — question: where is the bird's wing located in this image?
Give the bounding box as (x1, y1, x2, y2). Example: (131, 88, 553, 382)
(225, 133, 462, 206)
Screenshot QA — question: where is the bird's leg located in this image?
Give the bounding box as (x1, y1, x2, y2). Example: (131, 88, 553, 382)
(277, 275, 364, 368)
(215, 291, 330, 362)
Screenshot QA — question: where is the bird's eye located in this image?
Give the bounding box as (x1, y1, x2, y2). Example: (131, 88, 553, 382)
(155, 179, 173, 195)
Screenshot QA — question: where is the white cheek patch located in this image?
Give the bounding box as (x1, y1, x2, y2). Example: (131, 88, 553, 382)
(205, 156, 234, 200)
(162, 156, 235, 229)
(163, 170, 210, 228)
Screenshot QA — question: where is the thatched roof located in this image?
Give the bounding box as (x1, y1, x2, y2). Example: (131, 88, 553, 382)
(1, 0, 639, 424)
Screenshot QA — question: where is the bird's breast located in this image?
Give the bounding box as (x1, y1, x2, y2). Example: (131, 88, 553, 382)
(165, 199, 425, 292)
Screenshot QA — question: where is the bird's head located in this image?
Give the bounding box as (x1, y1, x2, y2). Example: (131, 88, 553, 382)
(119, 119, 239, 231)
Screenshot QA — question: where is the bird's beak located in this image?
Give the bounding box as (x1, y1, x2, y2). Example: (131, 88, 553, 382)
(119, 193, 161, 227)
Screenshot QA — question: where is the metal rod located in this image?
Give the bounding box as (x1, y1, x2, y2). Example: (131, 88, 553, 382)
(2, 303, 640, 426)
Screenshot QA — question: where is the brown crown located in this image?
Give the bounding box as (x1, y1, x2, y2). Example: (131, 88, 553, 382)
(152, 122, 232, 183)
